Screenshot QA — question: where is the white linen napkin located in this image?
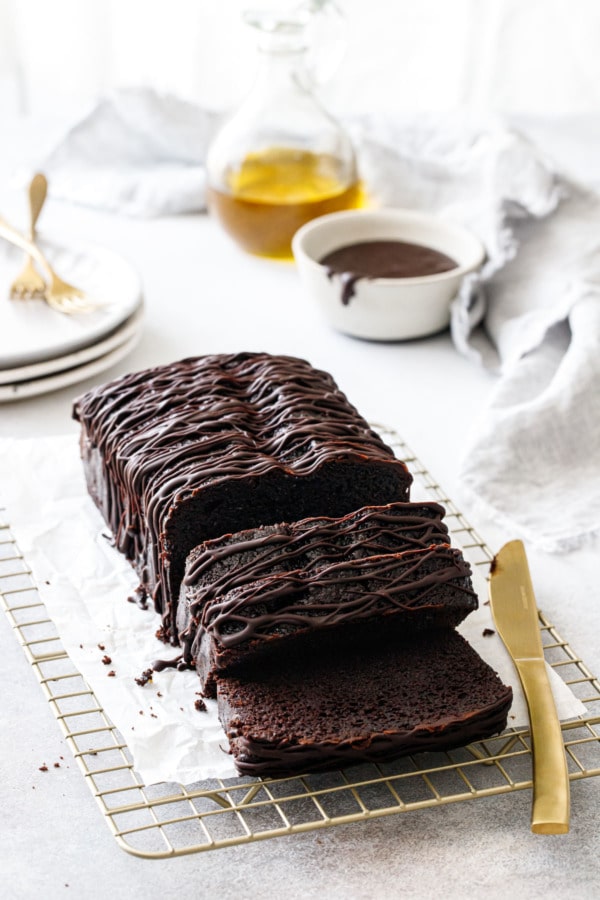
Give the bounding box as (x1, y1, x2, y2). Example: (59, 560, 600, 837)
(43, 88, 219, 216)
(41, 93, 600, 551)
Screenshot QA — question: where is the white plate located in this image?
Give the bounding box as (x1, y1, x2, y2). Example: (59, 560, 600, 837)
(0, 235, 143, 369)
(0, 303, 144, 385)
(0, 328, 142, 403)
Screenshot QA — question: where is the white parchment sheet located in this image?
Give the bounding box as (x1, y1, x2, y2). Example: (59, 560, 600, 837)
(0, 434, 585, 785)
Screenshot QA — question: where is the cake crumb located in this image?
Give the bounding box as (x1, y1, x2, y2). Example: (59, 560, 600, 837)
(54, 762, 60, 768)
(107, 670, 116, 677)
(194, 698, 207, 712)
(482, 628, 495, 637)
(101, 654, 112, 665)
(39, 765, 48, 772)
(135, 668, 154, 686)
(157, 691, 163, 698)
(98, 643, 105, 651)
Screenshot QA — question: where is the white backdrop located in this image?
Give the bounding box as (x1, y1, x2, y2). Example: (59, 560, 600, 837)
(1, 0, 599, 120)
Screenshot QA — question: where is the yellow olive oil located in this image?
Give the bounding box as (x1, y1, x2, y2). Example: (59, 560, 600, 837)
(208, 147, 364, 259)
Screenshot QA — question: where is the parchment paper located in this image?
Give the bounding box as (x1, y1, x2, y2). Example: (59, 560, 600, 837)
(0, 434, 585, 786)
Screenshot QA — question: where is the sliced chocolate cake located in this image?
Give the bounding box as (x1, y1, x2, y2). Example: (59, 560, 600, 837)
(217, 626, 513, 777)
(179, 503, 477, 697)
(178, 501, 453, 668)
(74, 353, 512, 781)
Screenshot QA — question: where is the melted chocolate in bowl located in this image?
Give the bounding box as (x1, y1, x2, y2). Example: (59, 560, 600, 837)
(320, 239, 459, 305)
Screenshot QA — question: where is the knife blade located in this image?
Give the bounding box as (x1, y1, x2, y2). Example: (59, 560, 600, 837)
(489, 539, 570, 834)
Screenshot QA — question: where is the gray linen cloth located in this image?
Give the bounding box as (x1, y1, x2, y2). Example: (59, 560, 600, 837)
(41, 92, 600, 552)
(354, 114, 600, 552)
(44, 88, 217, 216)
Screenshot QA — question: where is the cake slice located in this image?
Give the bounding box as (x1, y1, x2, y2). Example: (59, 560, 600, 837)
(183, 504, 477, 697)
(217, 626, 513, 777)
(72, 353, 411, 642)
(178, 501, 454, 669)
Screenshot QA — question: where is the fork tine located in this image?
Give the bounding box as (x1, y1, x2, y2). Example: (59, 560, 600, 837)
(45, 288, 97, 315)
(9, 258, 47, 300)
(0, 215, 98, 314)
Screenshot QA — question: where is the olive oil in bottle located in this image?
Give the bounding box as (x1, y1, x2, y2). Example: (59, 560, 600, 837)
(206, 8, 360, 259)
(208, 147, 362, 259)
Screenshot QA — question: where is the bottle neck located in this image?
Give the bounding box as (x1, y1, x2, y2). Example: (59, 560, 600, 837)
(253, 44, 311, 96)
(245, 8, 312, 89)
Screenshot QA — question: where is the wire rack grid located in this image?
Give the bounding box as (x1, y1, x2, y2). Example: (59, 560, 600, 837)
(1, 426, 599, 858)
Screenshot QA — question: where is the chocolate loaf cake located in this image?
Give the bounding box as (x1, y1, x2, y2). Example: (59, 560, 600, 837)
(73, 353, 412, 642)
(178, 502, 478, 695)
(217, 626, 513, 777)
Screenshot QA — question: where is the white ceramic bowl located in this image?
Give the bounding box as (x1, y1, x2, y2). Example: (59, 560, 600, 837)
(292, 208, 485, 340)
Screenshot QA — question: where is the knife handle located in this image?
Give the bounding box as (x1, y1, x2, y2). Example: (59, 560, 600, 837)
(515, 658, 570, 834)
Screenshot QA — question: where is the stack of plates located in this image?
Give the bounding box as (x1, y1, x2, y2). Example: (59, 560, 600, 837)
(0, 236, 144, 402)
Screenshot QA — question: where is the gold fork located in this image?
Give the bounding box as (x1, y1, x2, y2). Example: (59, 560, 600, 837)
(10, 172, 48, 300)
(0, 215, 96, 315)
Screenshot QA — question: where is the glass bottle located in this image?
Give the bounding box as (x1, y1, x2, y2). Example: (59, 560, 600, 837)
(206, 5, 361, 259)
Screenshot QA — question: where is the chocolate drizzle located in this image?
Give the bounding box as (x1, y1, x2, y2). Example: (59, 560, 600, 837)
(73, 353, 411, 641)
(179, 503, 479, 697)
(201, 544, 476, 649)
(183, 502, 449, 589)
(179, 502, 477, 667)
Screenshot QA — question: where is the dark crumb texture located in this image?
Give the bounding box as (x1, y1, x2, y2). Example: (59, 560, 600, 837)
(217, 627, 513, 777)
(73, 353, 411, 642)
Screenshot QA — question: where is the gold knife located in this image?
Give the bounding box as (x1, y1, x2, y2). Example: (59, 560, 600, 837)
(489, 539, 570, 834)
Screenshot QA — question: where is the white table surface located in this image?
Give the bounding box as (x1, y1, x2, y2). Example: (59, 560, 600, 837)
(1, 115, 599, 900)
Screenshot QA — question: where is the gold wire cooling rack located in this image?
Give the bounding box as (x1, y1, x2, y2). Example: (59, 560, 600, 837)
(1, 426, 600, 859)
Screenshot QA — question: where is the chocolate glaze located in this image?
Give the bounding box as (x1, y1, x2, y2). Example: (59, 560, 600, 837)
(151, 655, 190, 673)
(321, 240, 458, 305)
(73, 353, 411, 642)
